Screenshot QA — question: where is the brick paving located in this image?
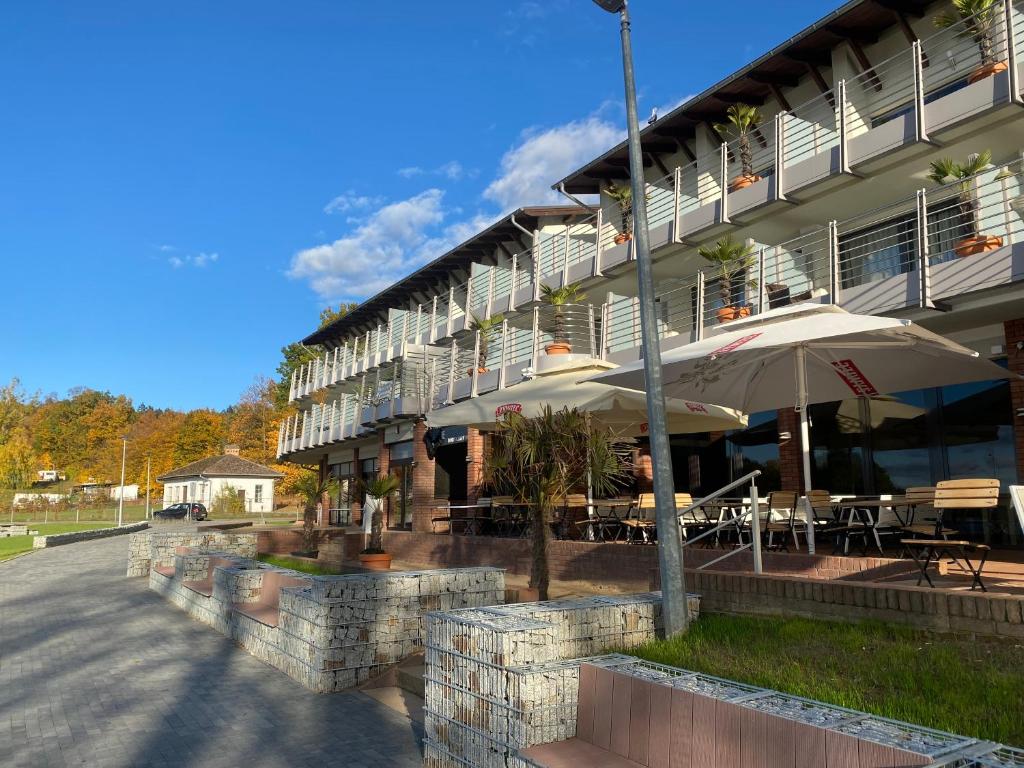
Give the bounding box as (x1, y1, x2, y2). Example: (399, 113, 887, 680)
(0, 535, 424, 767)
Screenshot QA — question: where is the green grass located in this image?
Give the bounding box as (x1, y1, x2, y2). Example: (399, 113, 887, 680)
(626, 614, 1024, 747)
(0, 522, 114, 562)
(256, 553, 340, 575)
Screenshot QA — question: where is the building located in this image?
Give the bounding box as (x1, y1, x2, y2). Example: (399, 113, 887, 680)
(279, 0, 1024, 547)
(157, 447, 282, 514)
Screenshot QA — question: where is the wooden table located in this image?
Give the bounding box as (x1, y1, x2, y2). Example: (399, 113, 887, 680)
(431, 503, 491, 535)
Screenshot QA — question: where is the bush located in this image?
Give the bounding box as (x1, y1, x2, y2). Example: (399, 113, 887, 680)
(211, 484, 246, 516)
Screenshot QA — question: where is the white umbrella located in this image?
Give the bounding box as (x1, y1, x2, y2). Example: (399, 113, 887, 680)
(426, 359, 745, 436)
(586, 304, 1014, 551)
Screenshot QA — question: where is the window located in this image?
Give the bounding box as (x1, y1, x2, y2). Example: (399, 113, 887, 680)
(254, 484, 263, 503)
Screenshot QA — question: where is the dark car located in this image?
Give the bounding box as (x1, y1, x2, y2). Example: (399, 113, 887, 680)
(154, 502, 208, 521)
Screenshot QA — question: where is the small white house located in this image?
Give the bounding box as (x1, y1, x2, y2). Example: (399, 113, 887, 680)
(157, 447, 282, 514)
(110, 484, 139, 502)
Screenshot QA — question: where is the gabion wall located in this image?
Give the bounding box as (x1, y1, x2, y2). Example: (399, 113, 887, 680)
(423, 592, 702, 767)
(146, 549, 504, 692)
(127, 531, 258, 576)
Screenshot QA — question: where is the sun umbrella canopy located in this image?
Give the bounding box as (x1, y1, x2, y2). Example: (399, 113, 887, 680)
(586, 304, 1013, 412)
(426, 359, 745, 436)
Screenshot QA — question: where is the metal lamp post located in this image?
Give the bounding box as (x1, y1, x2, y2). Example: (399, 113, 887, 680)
(117, 436, 127, 527)
(591, 0, 688, 635)
(145, 456, 151, 519)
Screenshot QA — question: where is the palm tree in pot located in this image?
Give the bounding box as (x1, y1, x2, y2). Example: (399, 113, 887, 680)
(605, 182, 634, 244)
(293, 471, 340, 558)
(359, 473, 400, 570)
(468, 313, 503, 375)
(698, 235, 759, 323)
(540, 284, 586, 355)
(935, 0, 1006, 83)
(714, 104, 763, 191)
(927, 150, 1003, 257)
(485, 406, 630, 600)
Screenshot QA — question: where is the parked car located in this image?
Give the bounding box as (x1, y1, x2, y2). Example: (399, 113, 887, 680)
(154, 502, 208, 521)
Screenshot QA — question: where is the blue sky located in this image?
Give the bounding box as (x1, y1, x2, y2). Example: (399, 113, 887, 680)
(0, 0, 830, 411)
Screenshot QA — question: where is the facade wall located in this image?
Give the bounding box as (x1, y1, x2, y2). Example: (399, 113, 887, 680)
(162, 476, 277, 513)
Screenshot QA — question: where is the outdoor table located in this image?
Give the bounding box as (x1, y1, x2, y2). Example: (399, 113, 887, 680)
(830, 497, 907, 555)
(900, 538, 990, 591)
(698, 498, 766, 548)
(431, 503, 491, 535)
(578, 499, 631, 542)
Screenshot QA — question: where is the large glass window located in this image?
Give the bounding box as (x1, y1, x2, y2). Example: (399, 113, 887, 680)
(726, 412, 781, 492)
(866, 390, 935, 494)
(387, 441, 414, 530)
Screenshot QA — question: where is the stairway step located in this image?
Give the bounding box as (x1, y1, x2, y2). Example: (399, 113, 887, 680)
(397, 663, 425, 698)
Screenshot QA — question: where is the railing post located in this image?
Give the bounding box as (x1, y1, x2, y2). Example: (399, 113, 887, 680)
(470, 331, 481, 398)
(719, 143, 731, 224)
(445, 344, 457, 405)
(672, 165, 683, 240)
(388, 365, 398, 419)
(915, 188, 932, 308)
(532, 229, 542, 303)
(289, 369, 296, 402)
(561, 224, 571, 286)
(750, 484, 763, 574)
(447, 286, 456, 338)
(415, 305, 423, 345)
(430, 295, 439, 343)
(593, 208, 605, 276)
(362, 331, 371, 370)
(773, 112, 787, 201)
(509, 254, 519, 311)
(531, 306, 541, 365)
(356, 376, 367, 431)
(756, 247, 767, 314)
(588, 303, 597, 357)
(486, 268, 496, 318)
(464, 275, 475, 321)
(695, 272, 706, 340)
(401, 313, 410, 354)
(498, 318, 509, 389)
(837, 79, 850, 174)
(1006, 0, 1022, 104)
(828, 220, 840, 304)
(912, 41, 929, 144)
(600, 294, 612, 360)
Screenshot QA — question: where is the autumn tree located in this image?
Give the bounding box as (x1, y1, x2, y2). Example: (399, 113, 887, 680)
(0, 427, 36, 488)
(274, 302, 358, 407)
(172, 410, 226, 465)
(225, 377, 278, 464)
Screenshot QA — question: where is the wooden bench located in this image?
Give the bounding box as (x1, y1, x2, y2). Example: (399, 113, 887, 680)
(901, 539, 991, 591)
(521, 663, 932, 768)
(233, 570, 311, 627)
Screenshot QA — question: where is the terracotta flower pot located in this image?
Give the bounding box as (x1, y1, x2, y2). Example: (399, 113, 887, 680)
(545, 342, 572, 355)
(467, 367, 488, 376)
(717, 305, 751, 324)
(613, 232, 633, 245)
(359, 552, 392, 571)
(968, 61, 1008, 84)
(954, 234, 1003, 257)
(728, 174, 761, 192)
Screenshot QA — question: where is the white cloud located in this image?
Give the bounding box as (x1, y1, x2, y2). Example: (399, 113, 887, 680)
(323, 191, 384, 215)
(397, 166, 424, 178)
(398, 161, 474, 181)
(484, 116, 624, 210)
(169, 251, 219, 269)
(437, 160, 465, 180)
(158, 244, 176, 252)
(289, 189, 448, 300)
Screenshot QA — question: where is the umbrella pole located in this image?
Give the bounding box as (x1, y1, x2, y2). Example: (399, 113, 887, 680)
(796, 347, 816, 555)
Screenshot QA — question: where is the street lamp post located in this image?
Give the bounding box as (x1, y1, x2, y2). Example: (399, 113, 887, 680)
(591, 0, 688, 635)
(117, 437, 127, 527)
(145, 456, 151, 519)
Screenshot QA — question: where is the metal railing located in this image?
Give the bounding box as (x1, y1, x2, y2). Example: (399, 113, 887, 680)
(677, 470, 764, 574)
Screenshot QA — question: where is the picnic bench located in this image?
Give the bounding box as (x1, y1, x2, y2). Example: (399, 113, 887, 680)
(232, 570, 311, 627)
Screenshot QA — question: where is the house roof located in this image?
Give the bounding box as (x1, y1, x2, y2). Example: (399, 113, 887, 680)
(301, 205, 588, 346)
(554, 0, 931, 194)
(156, 454, 284, 482)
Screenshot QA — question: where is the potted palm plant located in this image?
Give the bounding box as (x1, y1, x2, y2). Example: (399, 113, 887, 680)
(468, 313, 503, 375)
(359, 473, 399, 570)
(698, 235, 759, 323)
(292, 471, 340, 558)
(540, 284, 585, 355)
(485, 406, 630, 600)
(935, 0, 1006, 83)
(927, 150, 1003, 257)
(714, 104, 763, 191)
(604, 182, 634, 244)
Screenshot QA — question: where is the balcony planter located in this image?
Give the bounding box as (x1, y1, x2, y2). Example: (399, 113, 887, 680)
(467, 366, 489, 376)
(936, 1, 1005, 84)
(717, 305, 752, 324)
(613, 232, 633, 245)
(541, 283, 586, 357)
(544, 342, 572, 355)
(468, 312, 503, 378)
(928, 150, 1002, 260)
(968, 60, 1008, 83)
(715, 104, 762, 195)
(605, 182, 646, 246)
(729, 173, 762, 192)
(954, 234, 1003, 257)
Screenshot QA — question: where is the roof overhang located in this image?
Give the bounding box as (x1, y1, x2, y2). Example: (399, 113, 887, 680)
(555, 0, 931, 194)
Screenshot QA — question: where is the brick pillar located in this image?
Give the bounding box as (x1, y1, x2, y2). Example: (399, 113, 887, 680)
(466, 428, 485, 503)
(317, 455, 329, 527)
(377, 429, 390, 525)
(349, 447, 361, 527)
(777, 408, 805, 492)
(1004, 319, 1024, 482)
(412, 419, 436, 532)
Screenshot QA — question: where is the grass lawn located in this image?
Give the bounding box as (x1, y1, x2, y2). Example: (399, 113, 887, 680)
(256, 553, 340, 575)
(627, 614, 1024, 747)
(0, 522, 114, 562)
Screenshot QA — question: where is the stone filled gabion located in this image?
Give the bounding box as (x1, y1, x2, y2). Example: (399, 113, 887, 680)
(127, 531, 258, 577)
(144, 546, 504, 693)
(423, 594, 702, 768)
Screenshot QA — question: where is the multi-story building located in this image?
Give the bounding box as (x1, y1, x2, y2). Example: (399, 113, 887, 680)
(280, 0, 1024, 545)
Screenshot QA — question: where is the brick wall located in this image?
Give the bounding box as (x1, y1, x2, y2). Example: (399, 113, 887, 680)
(412, 419, 435, 532)
(1005, 318, 1024, 483)
(255, 527, 350, 556)
(466, 428, 485, 504)
(777, 407, 804, 491)
(350, 447, 362, 526)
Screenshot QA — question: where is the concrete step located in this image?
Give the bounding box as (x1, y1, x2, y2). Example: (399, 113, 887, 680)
(397, 662, 425, 699)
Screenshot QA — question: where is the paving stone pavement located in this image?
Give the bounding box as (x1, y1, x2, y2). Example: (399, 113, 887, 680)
(0, 535, 425, 768)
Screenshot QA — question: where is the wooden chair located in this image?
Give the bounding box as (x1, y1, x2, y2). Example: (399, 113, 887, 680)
(761, 491, 799, 551)
(557, 494, 589, 540)
(677, 492, 710, 542)
(805, 490, 835, 530)
(933, 479, 1000, 528)
(622, 493, 657, 544)
(490, 495, 517, 537)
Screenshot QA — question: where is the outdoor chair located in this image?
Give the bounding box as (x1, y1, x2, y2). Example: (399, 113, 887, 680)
(898, 487, 957, 541)
(621, 493, 657, 544)
(575, 497, 629, 542)
(676, 493, 709, 542)
(760, 491, 799, 551)
(555, 494, 588, 540)
(489, 496, 519, 537)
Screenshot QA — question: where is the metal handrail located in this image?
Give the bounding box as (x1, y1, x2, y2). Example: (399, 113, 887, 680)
(678, 469, 763, 574)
